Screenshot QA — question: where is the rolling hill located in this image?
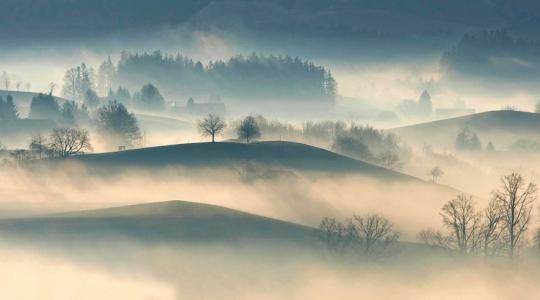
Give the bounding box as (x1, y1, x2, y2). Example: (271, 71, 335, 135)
(0, 200, 313, 244)
(390, 110, 540, 149)
(0, 90, 68, 106)
(61, 141, 418, 181)
(134, 113, 193, 133)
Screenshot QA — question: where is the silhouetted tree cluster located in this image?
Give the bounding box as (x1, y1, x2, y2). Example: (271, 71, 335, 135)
(420, 173, 537, 258)
(107, 86, 132, 106)
(229, 117, 346, 144)
(318, 214, 399, 258)
(237, 116, 261, 143)
(29, 93, 89, 125)
(96, 100, 141, 148)
(62, 63, 95, 101)
(442, 29, 540, 78)
(97, 56, 115, 96)
(455, 127, 481, 151)
(0, 94, 18, 120)
(29, 134, 47, 159)
(27, 128, 92, 159)
(397, 90, 433, 118)
(83, 89, 100, 109)
(112, 51, 336, 103)
(132, 83, 165, 111)
(29, 93, 60, 120)
(333, 124, 410, 170)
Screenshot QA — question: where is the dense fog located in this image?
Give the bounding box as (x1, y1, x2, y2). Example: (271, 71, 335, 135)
(3, 1, 540, 299)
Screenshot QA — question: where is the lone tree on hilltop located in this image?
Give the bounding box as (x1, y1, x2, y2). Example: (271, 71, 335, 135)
(48, 128, 92, 158)
(237, 116, 261, 143)
(199, 114, 226, 143)
(429, 166, 444, 183)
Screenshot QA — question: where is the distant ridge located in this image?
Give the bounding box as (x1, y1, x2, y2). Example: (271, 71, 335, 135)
(390, 110, 540, 148)
(0, 200, 314, 243)
(63, 141, 418, 181)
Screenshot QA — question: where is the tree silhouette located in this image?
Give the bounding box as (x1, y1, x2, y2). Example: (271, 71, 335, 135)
(0, 94, 18, 120)
(29, 93, 60, 120)
(429, 166, 444, 183)
(62, 63, 94, 101)
(198, 114, 226, 143)
(96, 100, 141, 148)
(492, 173, 537, 257)
(47, 128, 92, 158)
(237, 116, 261, 143)
(135, 83, 164, 111)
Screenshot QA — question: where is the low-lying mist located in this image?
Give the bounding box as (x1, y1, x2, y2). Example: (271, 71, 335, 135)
(0, 161, 460, 241)
(3, 236, 540, 300)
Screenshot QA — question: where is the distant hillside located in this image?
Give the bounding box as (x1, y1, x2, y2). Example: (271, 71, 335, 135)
(134, 113, 193, 133)
(440, 29, 540, 88)
(0, 90, 69, 145)
(0, 90, 69, 116)
(0, 200, 313, 244)
(7, 0, 540, 51)
(61, 141, 418, 181)
(390, 110, 540, 149)
(0, 90, 67, 105)
(0, 0, 511, 39)
(113, 52, 336, 104)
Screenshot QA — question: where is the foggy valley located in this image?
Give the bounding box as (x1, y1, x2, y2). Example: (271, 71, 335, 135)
(3, 1, 540, 299)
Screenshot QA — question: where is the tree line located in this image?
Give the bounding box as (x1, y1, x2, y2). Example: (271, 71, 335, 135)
(107, 51, 336, 103)
(442, 29, 540, 78)
(318, 172, 540, 259)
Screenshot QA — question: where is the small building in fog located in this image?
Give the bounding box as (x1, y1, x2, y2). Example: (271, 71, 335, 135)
(172, 96, 226, 116)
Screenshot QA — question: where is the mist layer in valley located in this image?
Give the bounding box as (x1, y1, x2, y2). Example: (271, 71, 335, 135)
(4, 1, 540, 299)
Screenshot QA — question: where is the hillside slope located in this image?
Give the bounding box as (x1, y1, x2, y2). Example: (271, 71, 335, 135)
(0, 200, 313, 244)
(63, 141, 418, 181)
(390, 110, 540, 149)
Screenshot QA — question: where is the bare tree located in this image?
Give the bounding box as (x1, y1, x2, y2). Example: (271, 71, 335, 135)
(25, 82, 31, 92)
(419, 194, 481, 254)
(29, 134, 48, 159)
(62, 64, 94, 101)
(237, 116, 261, 143)
(48, 128, 92, 158)
(198, 114, 226, 143)
(479, 199, 503, 256)
(352, 214, 400, 256)
(318, 214, 399, 257)
(429, 166, 444, 183)
(442, 194, 482, 254)
(15, 81, 22, 91)
(492, 173, 537, 257)
(418, 229, 451, 249)
(318, 218, 356, 255)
